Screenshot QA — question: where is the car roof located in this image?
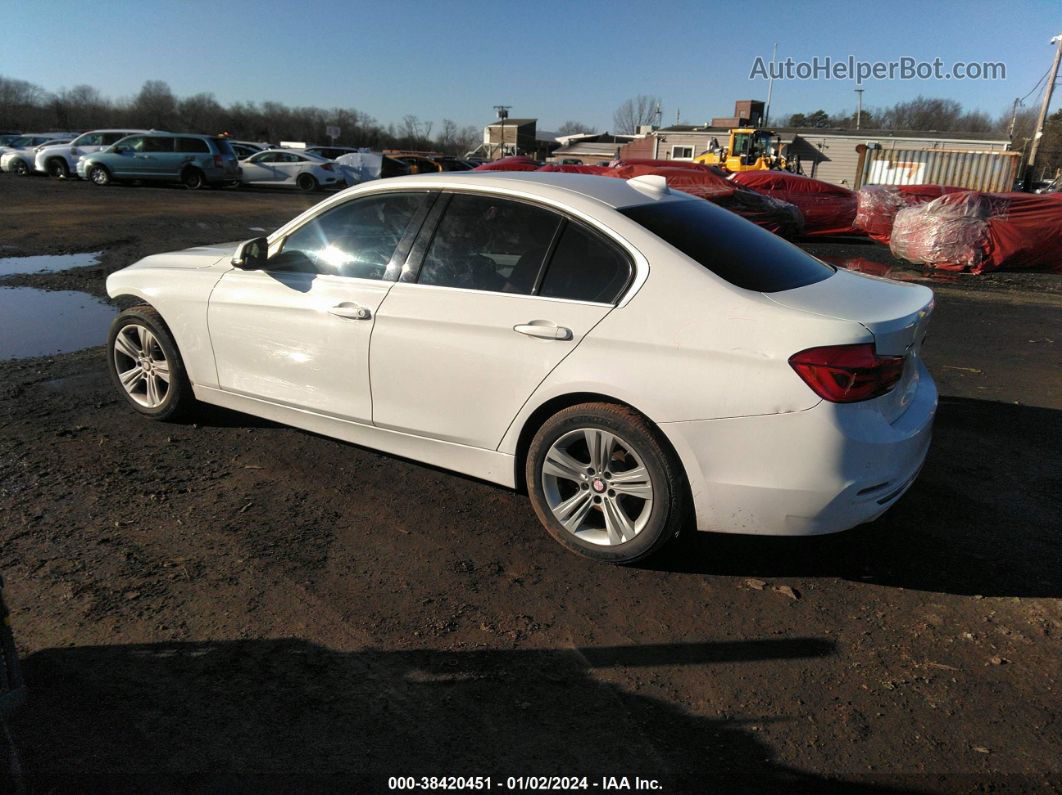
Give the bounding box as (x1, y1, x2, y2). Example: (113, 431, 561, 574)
(259, 148, 327, 159)
(356, 171, 696, 210)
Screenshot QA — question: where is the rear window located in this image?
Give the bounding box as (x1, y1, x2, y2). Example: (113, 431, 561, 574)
(619, 199, 833, 292)
(177, 137, 210, 153)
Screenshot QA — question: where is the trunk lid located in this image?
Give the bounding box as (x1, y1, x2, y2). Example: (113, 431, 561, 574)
(766, 268, 934, 421)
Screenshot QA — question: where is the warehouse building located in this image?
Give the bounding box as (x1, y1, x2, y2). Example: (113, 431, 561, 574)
(622, 125, 1011, 187)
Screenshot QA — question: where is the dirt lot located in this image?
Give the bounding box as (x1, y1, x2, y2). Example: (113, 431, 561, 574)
(1, 175, 1060, 792)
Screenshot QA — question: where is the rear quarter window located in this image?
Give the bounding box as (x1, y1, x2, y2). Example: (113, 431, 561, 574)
(619, 199, 833, 292)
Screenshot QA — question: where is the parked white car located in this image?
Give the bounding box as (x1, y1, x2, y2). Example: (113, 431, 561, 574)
(34, 128, 148, 179)
(105, 172, 936, 564)
(0, 133, 76, 174)
(238, 148, 345, 191)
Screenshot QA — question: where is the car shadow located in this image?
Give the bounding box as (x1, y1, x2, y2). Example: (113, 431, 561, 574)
(649, 397, 1061, 598)
(3, 636, 916, 792)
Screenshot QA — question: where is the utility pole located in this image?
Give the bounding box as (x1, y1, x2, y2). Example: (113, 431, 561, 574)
(764, 42, 778, 126)
(854, 85, 864, 130)
(493, 105, 510, 160)
(1007, 97, 1021, 140)
(1025, 33, 1062, 188)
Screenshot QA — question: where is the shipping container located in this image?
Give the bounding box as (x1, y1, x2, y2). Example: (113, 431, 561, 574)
(857, 148, 1022, 192)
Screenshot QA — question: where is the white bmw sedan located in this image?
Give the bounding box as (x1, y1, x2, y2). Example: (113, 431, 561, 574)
(238, 148, 345, 191)
(105, 172, 936, 564)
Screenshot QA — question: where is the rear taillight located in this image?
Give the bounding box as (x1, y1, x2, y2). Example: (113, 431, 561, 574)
(320, 163, 333, 171)
(213, 155, 223, 168)
(789, 343, 905, 403)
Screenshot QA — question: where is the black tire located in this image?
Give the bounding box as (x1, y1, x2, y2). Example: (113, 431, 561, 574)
(297, 173, 317, 192)
(107, 305, 195, 422)
(11, 159, 28, 176)
(181, 168, 205, 190)
(46, 157, 69, 179)
(88, 164, 111, 186)
(526, 402, 690, 564)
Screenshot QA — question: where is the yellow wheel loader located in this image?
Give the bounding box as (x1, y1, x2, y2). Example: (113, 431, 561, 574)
(695, 128, 789, 172)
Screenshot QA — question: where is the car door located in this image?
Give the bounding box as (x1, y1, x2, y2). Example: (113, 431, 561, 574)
(108, 135, 143, 177)
(369, 192, 633, 449)
(207, 191, 432, 422)
(241, 152, 277, 183)
(137, 135, 175, 177)
(273, 152, 304, 185)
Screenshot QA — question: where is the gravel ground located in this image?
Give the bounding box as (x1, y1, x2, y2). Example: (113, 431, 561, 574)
(0, 174, 1060, 792)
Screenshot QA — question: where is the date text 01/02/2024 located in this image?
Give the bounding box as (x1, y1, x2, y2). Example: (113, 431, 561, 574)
(387, 776, 664, 791)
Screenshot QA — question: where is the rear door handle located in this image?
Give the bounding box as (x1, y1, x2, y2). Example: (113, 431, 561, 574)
(514, 322, 572, 341)
(329, 303, 371, 320)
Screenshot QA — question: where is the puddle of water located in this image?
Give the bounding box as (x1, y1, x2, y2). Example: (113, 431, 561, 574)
(0, 251, 101, 276)
(0, 287, 115, 359)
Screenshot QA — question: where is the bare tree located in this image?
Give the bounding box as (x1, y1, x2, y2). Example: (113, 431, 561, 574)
(612, 96, 660, 134)
(132, 80, 178, 130)
(557, 120, 597, 136)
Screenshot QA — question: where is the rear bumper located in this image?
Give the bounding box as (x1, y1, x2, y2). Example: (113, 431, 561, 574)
(661, 360, 937, 536)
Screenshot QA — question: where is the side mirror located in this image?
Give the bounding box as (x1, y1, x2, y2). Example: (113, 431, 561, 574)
(232, 237, 268, 269)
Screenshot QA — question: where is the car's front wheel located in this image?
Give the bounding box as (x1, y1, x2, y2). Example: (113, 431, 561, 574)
(11, 159, 28, 176)
(46, 158, 69, 179)
(297, 173, 318, 192)
(88, 165, 111, 186)
(107, 306, 195, 421)
(526, 402, 689, 564)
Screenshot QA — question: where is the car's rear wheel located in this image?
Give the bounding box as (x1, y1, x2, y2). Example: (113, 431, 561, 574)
(11, 159, 28, 176)
(88, 165, 111, 186)
(181, 168, 205, 190)
(46, 158, 69, 179)
(297, 173, 317, 192)
(526, 402, 689, 564)
(107, 306, 195, 421)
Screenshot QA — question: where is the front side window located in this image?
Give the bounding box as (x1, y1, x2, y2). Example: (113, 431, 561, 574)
(142, 136, 174, 153)
(249, 152, 275, 163)
(272, 193, 426, 279)
(619, 199, 833, 292)
(118, 136, 144, 151)
(75, 133, 104, 147)
(539, 222, 632, 303)
(418, 195, 561, 294)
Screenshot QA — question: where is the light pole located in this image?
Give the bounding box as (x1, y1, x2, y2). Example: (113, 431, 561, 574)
(854, 86, 864, 130)
(493, 105, 510, 160)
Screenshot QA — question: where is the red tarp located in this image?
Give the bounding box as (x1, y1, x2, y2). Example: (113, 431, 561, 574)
(890, 190, 1062, 273)
(536, 164, 612, 174)
(604, 163, 804, 237)
(610, 158, 720, 173)
(731, 171, 859, 237)
(472, 156, 540, 172)
(854, 184, 966, 244)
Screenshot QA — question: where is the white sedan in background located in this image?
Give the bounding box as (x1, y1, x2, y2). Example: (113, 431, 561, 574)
(104, 172, 936, 564)
(238, 149, 345, 191)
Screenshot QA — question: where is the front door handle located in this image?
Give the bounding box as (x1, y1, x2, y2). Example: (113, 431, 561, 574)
(514, 321, 572, 341)
(329, 303, 371, 320)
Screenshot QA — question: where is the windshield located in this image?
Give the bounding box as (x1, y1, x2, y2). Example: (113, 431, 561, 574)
(619, 199, 834, 292)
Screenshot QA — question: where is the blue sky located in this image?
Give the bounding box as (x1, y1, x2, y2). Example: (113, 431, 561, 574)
(4, 0, 1060, 131)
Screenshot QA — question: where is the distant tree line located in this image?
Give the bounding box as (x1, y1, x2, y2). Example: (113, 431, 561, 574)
(0, 76, 483, 155)
(783, 95, 1062, 177)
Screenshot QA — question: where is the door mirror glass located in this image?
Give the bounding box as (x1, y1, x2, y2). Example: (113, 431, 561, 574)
(232, 237, 268, 269)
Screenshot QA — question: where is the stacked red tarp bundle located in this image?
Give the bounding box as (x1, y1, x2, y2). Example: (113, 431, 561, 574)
(890, 190, 1062, 273)
(536, 164, 612, 174)
(731, 171, 859, 236)
(472, 156, 540, 172)
(605, 162, 804, 237)
(854, 184, 966, 244)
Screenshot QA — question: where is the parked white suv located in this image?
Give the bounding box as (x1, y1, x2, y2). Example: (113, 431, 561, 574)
(35, 129, 148, 179)
(0, 134, 77, 175)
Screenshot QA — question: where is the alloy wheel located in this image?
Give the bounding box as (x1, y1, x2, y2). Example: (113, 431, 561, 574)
(112, 324, 171, 408)
(541, 427, 654, 546)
